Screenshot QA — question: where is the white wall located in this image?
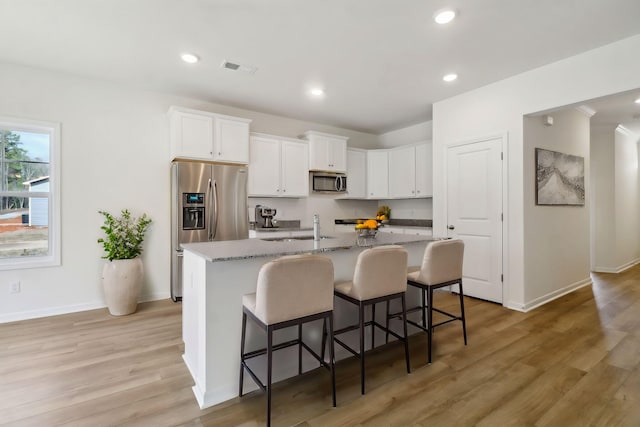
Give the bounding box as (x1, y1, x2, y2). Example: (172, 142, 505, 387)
(0, 61, 381, 322)
(523, 109, 591, 303)
(433, 34, 640, 310)
(377, 121, 432, 148)
(613, 126, 640, 269)
(591, 125, 617, 270)
(592, 125, 640, 272)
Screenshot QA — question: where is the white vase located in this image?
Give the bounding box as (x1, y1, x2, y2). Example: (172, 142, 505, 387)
(102, 258, 143, 316)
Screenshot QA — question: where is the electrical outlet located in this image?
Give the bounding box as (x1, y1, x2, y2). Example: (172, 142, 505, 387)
(10, 281, 20, 294)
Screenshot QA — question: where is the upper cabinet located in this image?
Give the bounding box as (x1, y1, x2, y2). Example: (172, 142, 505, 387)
(388, 142, 432, 198)
(342, 148, 367, 199)
(169, 106, 252, 163)
(248, 133, 309, 198)
(415, 142, 432, 197)
(303, 131, 348, 173)
(366, 150, 389, 199)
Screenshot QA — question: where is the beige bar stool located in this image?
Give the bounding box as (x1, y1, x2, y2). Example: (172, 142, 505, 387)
(396, 239, 466, 364)
(331, 245, 410, 395)
(239, 254, 336, 427)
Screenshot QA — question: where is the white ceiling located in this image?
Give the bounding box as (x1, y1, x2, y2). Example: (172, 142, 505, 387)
(1, 0, 639, 134)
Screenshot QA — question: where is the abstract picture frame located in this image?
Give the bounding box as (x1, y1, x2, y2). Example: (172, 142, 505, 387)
(535, 148, 585, 206)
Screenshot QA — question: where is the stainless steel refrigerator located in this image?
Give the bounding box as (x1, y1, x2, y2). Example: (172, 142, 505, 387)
(171, 161, 249, 301)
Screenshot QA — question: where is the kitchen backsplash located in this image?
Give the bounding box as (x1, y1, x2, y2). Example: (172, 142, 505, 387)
(249, 195, 432, 231)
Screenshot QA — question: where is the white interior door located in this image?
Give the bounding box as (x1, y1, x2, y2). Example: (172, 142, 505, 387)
(446, 138, 503, 303)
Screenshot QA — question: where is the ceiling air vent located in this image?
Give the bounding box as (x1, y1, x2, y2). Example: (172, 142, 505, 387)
(220, 60, 257, 75)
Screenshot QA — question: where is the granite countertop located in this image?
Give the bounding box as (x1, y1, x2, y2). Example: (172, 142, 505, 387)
(335, 218, 433, 228)
(251, 227, 313, 232)
(182, 232, 440, 262)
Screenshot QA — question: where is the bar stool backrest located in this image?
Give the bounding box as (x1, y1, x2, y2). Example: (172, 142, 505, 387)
(255, 254, 334, 324)
(352, 245, 408, 300)
(417, 239, 465, 286)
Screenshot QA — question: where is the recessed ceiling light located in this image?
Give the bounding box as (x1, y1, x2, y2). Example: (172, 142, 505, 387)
(310, 88, 324, 96)
(434, 9, 456, 24)
(635, 98, 640, 104)
(443, 73, 458, 82)
(181, 53, 200, 64)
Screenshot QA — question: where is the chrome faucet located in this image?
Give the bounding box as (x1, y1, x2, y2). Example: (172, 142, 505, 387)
(313, 213, 320, 241)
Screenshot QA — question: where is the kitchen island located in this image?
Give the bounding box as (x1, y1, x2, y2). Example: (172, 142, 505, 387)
(181, 232, 439, 409)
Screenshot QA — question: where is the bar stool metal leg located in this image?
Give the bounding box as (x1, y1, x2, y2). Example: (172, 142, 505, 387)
(267, 326, 273, 427)
(298, 323, 303, 375)
(459, 280, 468, 344)
(329, 314, 337, 407)
(427, 287, 434, 364)
(359, 302, 366, 395)
(401, 294, 411, 373)
(371, 303, 376, 349)
(239, 312, 247, 397)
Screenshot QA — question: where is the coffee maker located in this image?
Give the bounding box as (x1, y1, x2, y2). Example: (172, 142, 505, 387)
(255, 205, 277, 228)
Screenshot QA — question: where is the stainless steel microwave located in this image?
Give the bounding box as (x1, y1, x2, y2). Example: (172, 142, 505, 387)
(312, 173, 347, 193)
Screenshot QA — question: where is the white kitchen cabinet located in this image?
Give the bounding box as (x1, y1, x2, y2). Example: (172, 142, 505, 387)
(248, 133, 308, 198)
(343, 148, 367, 199)
(213, 117, 250, 163)
(388, 143, 432, 198)
(389, 145, 416, 198)
(366, 150, 389, 199)
(378, 226, 433, 236)
(415, 142, 432, 197)
(169, 110, 214, 160)
(169, 106, 251, 163)
(280, 139, 309, 197)
(303, 131, 348, 172)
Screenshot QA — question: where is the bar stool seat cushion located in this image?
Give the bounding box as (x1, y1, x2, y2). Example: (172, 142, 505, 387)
(409, 239, 464, 286)
(334, 245, 408, 301)
(244, 254, 334, 325)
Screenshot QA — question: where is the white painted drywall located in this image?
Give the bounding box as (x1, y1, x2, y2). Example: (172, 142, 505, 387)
(523, 109, 591, 303)
(614, 126, 640, 269)
(590, 125, 617, 270)
(591, 124, 640, 272)
(377, 121, 432, 148)
(0, 61, 381, 322)
(433, 34, 640, 310)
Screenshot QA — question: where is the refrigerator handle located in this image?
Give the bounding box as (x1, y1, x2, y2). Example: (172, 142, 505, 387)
(211, 179, 219, 240)
(207, 179, 213, 240)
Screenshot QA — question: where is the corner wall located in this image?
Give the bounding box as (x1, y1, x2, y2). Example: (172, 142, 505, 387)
(523, 109, 591, 304)
(591, 125, 640, 272)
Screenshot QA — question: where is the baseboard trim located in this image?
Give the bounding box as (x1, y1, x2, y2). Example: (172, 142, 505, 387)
(0, 291, 171, 324)
(592, 258, 640, 274)
(521, 277, 592, 312)
(0, 301, 105, 324)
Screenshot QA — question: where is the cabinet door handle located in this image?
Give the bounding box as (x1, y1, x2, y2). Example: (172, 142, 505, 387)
(448, 225, 455, 230)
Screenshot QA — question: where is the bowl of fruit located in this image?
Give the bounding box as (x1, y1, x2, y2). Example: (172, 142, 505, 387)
(355, 219, 379, 238)
(376, 205, 391, 224)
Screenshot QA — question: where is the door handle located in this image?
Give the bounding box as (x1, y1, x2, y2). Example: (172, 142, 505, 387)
(448, 225, 455, 230)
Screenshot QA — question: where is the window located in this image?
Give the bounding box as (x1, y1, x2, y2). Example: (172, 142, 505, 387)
(0, 117, 60, 269)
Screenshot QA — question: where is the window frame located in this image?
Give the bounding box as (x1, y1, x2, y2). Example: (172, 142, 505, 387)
(0, 117, 60, 270)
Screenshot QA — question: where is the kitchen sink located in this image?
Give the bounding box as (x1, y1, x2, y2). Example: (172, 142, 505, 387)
(260, 236, 334, 242)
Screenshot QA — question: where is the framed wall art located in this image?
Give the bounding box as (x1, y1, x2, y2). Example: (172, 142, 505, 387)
(535, 148, 585, 206)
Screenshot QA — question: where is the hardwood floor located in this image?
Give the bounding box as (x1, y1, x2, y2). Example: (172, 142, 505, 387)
(2, 266, 640, 426)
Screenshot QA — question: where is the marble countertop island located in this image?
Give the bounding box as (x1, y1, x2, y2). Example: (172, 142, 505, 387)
(181, 232, 438, 262)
